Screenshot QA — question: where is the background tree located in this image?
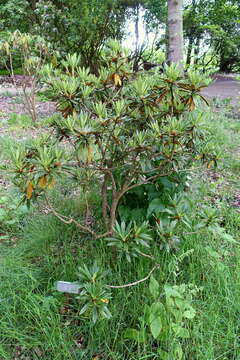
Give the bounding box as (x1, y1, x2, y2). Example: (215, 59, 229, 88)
(0, 0, 127, 71)
(1, 0, 240, 73)
(183, 0, 240, 71)
(0, 0, 30, 32)
(33, 0, 126, 71)
(167, 0, 184, 68)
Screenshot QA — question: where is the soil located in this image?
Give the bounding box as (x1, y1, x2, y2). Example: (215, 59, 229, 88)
(0, 95, 56, 117)
(0, 75, 56, 119)
(201, 74, 240, 105)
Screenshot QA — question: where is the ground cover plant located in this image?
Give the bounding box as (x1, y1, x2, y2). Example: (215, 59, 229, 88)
(0, 43, 240, 359)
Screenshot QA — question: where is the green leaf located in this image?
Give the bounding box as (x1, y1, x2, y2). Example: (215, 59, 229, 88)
(164, 285, 183, 299)
(172, 324, 190, 338)
(101, 306, 112, 319)
(183, 306, 196, 319)
(149, 275, 160, 299)
(174, 297, 185, 310)
(150, 316, 162, 339)
(172, 342, 183, 360)
(149, 302, 165, 339)
(92, 307, 98, 324)
(79, 303, 89, 315)
(149, 302, 165, 319)
(169, 308, 182, 323)
(147, 198, 165, 217)
(123, 328, 145, 343)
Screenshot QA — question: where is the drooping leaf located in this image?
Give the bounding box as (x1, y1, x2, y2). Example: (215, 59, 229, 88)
(149, 275, 160, 299)
(150, 316, 162, 339)
(113, 73, 122, 86)
(39, 175, 47, 188)
(26, 181, 33, 199)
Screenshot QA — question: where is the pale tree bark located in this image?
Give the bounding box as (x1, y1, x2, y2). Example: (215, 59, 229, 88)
(167, 0, 184, 70)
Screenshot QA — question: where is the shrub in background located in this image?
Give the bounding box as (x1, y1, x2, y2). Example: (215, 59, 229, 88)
(0, 31, 51, 123)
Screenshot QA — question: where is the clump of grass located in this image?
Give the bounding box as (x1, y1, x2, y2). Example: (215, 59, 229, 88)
(7, 113, 33, 129)
(0, 68, 23, 76)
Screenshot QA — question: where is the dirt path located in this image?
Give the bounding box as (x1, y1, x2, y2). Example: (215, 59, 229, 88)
(202, 74, 240, 105)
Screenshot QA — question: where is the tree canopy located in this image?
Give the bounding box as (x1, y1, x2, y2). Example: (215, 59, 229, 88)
(0, 0, 240, 71)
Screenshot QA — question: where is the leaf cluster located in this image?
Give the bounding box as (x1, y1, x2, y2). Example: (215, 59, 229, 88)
(76, 262, 112, 324)
(125, 276, 202, 359)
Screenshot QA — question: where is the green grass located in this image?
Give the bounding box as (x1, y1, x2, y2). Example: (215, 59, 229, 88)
(7, 113, 33, 129)
(0, 106, 239, 359)
(0, 68, 24, 76)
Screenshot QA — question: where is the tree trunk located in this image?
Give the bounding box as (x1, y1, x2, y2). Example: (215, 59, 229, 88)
(186, 36, 194, 66)
(167, 0, 184, 70)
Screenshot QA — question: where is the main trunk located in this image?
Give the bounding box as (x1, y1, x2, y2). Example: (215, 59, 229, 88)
(167, 0, 184, 70)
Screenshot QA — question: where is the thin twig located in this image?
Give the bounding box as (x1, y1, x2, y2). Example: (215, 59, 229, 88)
(106, 265, 159, 289)
(137, 251, 156, 261)
(183, 226, 207, 236)
(45, 196, 111, 239)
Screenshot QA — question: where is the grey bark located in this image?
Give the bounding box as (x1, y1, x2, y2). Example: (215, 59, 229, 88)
(167, 0, 184, 70)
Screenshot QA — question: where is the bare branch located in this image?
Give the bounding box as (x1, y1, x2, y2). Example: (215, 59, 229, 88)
(137, 251, 156, 261)
(106, 265, 159, 289)
(45, 196, 111, 240)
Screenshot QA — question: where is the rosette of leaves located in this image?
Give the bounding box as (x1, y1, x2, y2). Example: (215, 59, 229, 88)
(106, 221, 152, 262)
(76, 262, 111, 324)
(9, 41, 218, 238)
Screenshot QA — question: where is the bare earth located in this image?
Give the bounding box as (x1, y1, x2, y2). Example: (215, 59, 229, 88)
(0, 94, 56, 117)
(202, 74, 240, 105)
(0, 76, 56, 117)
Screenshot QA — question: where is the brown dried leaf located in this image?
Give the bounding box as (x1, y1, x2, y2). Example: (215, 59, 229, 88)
(39, 175, 47, 188)
(113, 73, 122, 86)
(207, 160, 215, 169)
(26, 181, 33, 199)
(87, 146, 93, 164)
